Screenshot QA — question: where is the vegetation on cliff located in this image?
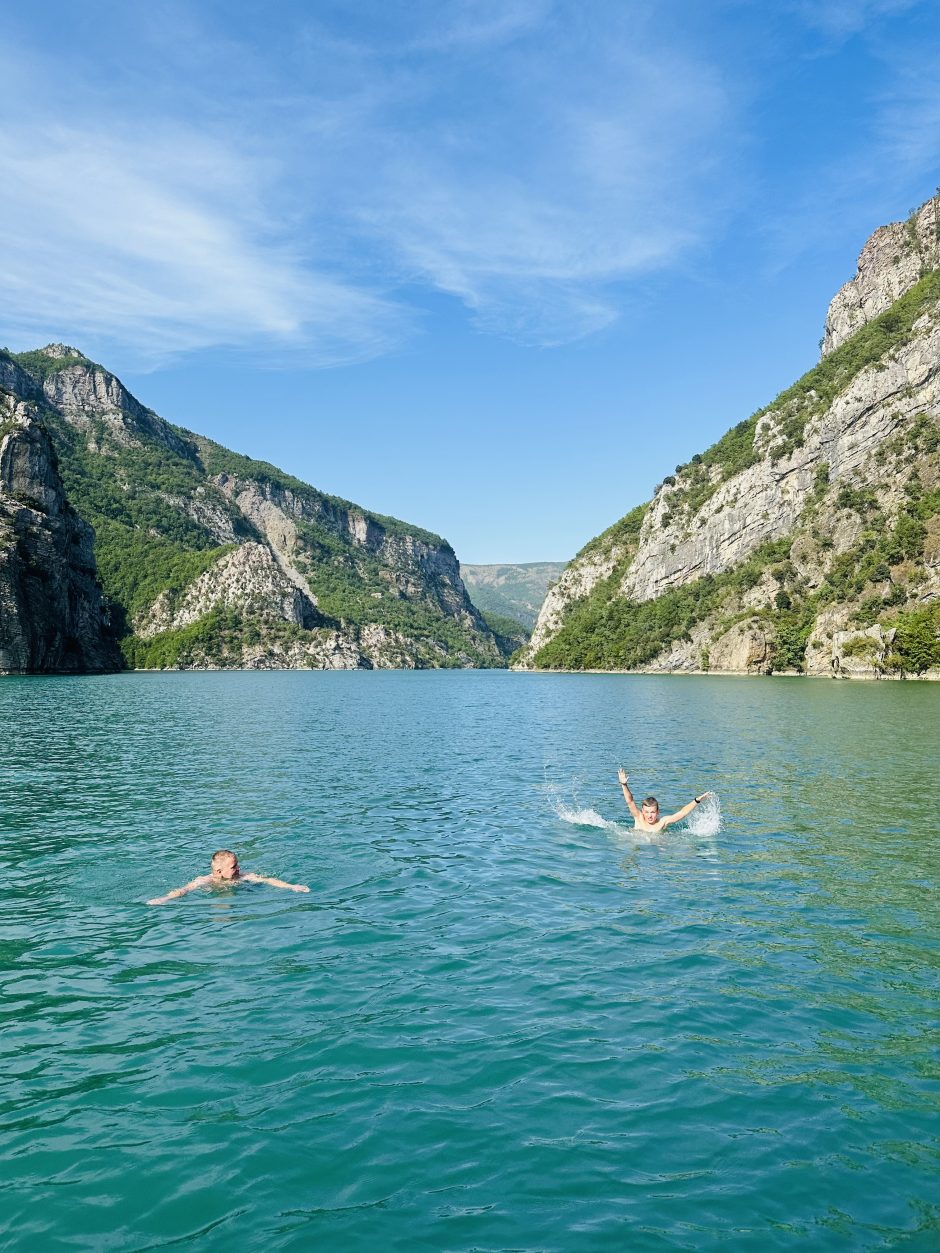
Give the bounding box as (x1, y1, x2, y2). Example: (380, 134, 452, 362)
(1, 348, 501, 670)
(525, 201, 940, 680)
(122, 609, 331, 671)
(663, 269, 940, 523)
(192, 435, 448, 548)
(0, 407, 121, 674)
(534, 475, 940, 676)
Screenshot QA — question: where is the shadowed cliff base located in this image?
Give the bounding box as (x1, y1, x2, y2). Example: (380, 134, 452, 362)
(0, 383, 120, 675)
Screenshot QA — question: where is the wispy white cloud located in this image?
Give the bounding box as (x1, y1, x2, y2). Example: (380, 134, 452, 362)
(790, 0, 922, 38)
(872, 43, 940, 178)
(0, 50, 409, 367)
(403, 0, 552, 52)
(0, 2, 735, 360)
(292, 9, 734, 343)
(755, 21, 940, 285)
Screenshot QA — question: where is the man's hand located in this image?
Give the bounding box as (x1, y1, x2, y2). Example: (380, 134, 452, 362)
(618, 768, 629, 786)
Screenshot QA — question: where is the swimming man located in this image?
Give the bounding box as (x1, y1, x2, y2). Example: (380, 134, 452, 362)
(617, 769, 712, 833)
(147, 849, 310, 905)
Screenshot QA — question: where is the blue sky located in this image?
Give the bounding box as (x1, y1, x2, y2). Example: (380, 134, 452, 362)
(2, 1, 939, 562)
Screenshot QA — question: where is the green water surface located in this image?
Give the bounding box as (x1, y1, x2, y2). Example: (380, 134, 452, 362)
(1, 672, 937, 1251)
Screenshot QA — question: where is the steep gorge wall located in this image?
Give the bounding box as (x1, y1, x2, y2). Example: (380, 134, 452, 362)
(210, 471, 477, 624)
(822, 196, 940, 354)
(1, 347, 501, 671)
(624, 311, 939, 604)
(521, 192, 940, 679)
(0, 398, 120, 674)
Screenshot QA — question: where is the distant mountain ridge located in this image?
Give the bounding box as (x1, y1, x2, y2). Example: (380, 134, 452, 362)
(0, 345, 503, 670)
(518, 192, 940, 679)
(460, 561, 567, 630)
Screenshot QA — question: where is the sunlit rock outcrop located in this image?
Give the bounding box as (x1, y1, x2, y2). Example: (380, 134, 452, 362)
(0, 345, 502, 671)
(519, 192, 940, 680)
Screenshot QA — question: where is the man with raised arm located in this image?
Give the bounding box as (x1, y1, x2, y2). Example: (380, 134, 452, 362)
(148, 849, 309, 905)
(617, 769, 712, 833)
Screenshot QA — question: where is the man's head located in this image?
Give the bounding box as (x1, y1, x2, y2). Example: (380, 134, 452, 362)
(211, 849, 240, 880)
(641, 796, 660, 824)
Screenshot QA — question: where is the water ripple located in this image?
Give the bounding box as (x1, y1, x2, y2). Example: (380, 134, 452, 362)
(1, 672, 938, 1250)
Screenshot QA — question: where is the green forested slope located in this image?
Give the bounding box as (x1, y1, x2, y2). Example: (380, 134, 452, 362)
(2, 347, 501, 669)
(526, 262, 940, 678)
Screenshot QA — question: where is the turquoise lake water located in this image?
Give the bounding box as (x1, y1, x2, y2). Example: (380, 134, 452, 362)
(1, 671, 938, 1251)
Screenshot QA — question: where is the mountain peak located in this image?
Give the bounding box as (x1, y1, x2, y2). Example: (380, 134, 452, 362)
(821, 191, 940, 357)
(37, 343, 88, 361)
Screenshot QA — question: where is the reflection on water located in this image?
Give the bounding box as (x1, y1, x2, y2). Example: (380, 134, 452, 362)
(0, 671, 938, 1250)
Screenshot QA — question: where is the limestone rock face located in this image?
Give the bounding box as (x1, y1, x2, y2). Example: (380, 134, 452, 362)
(213, 476, 302, 555)
(174, 489, 244, 545)
(210, 472, 488, 640)
(38, 347, 191, 456)
(135, 543, 323, 639)
(1, 345, 501, 670)
(212, 474, 476, 621)
(0, 407, 120, 674)
(708, 620, 774, 675)
(520, 191, 940, 679)
(526, 548, 621, 656)
(359, 623, 429, 669)
(236, 632, 370, 670)
(618, 315, 940, 606)
(633, 618, 774, 676)
(0, 356, 43, 404)
(822, 195, 940, 356)
(805, 613, 897, 679)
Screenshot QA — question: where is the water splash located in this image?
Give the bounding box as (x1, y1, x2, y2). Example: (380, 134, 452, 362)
(685, 793, 723, 836)
(546, 778, 619, 831)
(551, 800, 615, 830)
(550, 786, 722, 838)
(548, 785, 634, 836)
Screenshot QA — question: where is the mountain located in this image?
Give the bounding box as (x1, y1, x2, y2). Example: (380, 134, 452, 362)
(0, 346, 503, 670)
(518, 193, 940, 680)
(460, 561, 568, 630)
(0, 358, 120, 673)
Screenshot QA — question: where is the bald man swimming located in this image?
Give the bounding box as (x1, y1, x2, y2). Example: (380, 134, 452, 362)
(148, 849, 309, 905)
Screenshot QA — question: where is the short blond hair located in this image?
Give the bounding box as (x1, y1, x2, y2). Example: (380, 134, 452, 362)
(211, 849, 237, 868)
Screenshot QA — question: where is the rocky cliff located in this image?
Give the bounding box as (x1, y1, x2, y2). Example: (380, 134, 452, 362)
(0, 363, 120, 673)
(822, 196, 940, 355)
(0, 347, 502, 670)
(520, 192, 940, 680)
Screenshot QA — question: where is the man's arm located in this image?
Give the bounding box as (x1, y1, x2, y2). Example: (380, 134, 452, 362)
(617, 769, 642, 823)
(661, 792, 713, 830)
(147, 875, 211, 905)
(241, 873, 310, 894)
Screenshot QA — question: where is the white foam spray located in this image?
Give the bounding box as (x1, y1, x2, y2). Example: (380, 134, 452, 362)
(685, 792, 723, 837)
(551, 800, 616, 830)
(546, 777, 627, 833)
(550, 783, 722, 839)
